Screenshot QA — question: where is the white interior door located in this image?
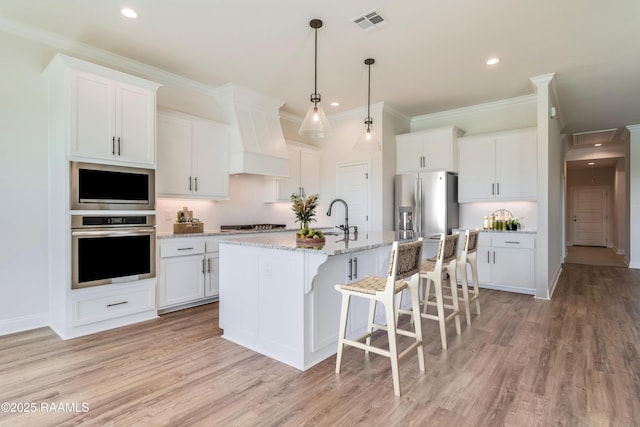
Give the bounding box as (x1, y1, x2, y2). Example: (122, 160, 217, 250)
(571, 187, 608, 246)
(336, 163, 369, 232)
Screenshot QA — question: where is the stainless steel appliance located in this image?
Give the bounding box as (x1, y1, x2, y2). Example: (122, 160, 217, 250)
(220, 224, 287, 232)
(71, 214, 156, 289)
(70, 161, 155, 210)
(394, 171, 459, 238)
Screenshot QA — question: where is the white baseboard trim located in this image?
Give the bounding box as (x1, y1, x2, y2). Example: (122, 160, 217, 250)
(546, 265, 563, 299)
(0, 313, 49, 336)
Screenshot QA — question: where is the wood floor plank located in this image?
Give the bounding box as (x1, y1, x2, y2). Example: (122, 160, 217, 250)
(1, 263, 640, 426)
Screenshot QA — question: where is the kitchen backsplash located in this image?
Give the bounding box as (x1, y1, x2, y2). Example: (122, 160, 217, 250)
(459, 201, 538, 232)
(156, 174, 336, 233)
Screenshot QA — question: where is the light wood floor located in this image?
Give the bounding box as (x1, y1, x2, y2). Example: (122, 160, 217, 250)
(565, 246, 627, 267)
(1, 263, 640, 426)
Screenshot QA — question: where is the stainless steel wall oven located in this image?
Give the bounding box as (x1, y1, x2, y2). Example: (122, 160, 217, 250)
(71, 215, 156, 289)
(70, 161, 155, 210)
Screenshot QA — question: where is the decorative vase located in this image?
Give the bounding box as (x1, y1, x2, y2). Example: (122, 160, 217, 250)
(300, 221, 309, 231)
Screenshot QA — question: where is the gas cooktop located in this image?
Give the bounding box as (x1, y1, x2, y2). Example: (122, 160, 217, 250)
(220, 224, 287, 232)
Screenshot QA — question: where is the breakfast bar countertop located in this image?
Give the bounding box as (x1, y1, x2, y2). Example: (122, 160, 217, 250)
(218, 230, 400, 256)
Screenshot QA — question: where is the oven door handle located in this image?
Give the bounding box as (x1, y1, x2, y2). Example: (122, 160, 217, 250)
(71, 228, 156, 237)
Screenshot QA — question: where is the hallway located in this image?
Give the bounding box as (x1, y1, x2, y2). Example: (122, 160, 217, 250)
(564, 245, 627, 267)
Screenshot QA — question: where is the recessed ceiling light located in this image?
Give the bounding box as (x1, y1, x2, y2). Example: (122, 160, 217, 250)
(588, 162, 595, 166)
(486, 57, 500, 65)
(120, 8, 139, 19)
(330, 101, 340, 107)
(594, 143, 602, 147)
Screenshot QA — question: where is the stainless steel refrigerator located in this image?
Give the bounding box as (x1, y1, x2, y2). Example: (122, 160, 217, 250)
(394, 171, 459, 238)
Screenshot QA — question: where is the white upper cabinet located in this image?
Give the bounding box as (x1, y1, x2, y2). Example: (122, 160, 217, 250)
(44, 54, 160, 167)
(396, 126, 464, 173)
(265, 143, 321, 202)
(458, 127, 537, 202)
(65, 61, 158, 167)
(157, 109, 229, 200)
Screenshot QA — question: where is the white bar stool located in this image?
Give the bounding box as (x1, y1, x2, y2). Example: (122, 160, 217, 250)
(418, 233, 462, 350)
(335, 238, 425, 397)
(457, 229, 481, 325)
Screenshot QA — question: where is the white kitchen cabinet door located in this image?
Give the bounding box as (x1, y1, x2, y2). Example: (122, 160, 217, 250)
(396, 133, 423, 173)
(299, 148, 321, 197)
(115, 82, 156, 166)
(192, 118, 229, 199)
(491, 248, 535, 289)
(396, 126, 462, 174)
(268, 144, 321, 202)
(157, 113, 193, 196)
(204, 253, 220, 298)
(157, 109, 229, 199)
(71, 70, 156, 166)
(458, 128, 537, 202)
(159, 254, 205, 308)
(458, 135, 496, 202)
(71, 71, 115, 161)
(494, 130, 537, 200)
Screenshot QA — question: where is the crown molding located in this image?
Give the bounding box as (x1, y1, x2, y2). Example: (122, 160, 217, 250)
(410, 94, 537, 127)
(0, 16, 218, 96)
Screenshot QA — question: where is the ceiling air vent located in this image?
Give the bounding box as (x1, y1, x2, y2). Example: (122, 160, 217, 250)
(572, 128, 617, 147)
(352, 10, 387, 31)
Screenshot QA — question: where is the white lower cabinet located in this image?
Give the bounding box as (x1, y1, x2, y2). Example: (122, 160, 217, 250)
(476, 232, 535, 294)
(72, 281, 156, 327)
(158, 236, 226, 311)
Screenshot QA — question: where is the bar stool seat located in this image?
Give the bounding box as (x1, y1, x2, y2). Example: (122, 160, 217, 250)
(335, 238, 425, 397)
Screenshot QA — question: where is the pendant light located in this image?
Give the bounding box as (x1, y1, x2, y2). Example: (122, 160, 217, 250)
(298, 19, 331, 139)
(354, 58, 381, 151)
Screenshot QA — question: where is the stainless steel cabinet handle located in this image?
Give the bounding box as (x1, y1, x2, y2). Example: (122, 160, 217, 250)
(492, 183, 495, 195)
(505, 241, 521, 244)
(493, 251, 496, 264)
(112, 137, 116, 155)
(208, 258, 212, 273)
(117, 137, 121, 156)
(107, 301, 128, 307)
(195, 177, 198, 192)
(487, 251, 490, 264)
(353, 257, 358, 279)
(177, 247, 194, 251)
(189, 176, 192, 191)
(348, 258, 353, 281)
(202, 259, 205, 274)
(497, 182, 500, 195)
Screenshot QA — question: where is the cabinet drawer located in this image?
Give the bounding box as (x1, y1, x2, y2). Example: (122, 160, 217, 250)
(161, 240, 205, 258)
(72, 285, 155, 326)
(492, 234, 535, 249)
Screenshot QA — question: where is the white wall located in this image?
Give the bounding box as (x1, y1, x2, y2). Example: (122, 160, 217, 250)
(0, 32, 53, 334)
(627, 124, 640, 268)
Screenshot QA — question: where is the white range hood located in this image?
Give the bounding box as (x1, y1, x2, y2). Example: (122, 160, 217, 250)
(217, 84, 290, 177)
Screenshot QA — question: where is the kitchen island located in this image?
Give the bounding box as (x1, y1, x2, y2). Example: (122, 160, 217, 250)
(219, 231, 403, 370)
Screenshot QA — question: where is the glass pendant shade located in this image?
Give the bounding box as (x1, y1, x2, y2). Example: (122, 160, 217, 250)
(299, 103, 331, 138)
(354, 125, 380, 151)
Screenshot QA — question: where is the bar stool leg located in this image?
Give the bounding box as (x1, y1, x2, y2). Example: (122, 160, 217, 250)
(458, 262, 472, 325)
(384, 300, 401, 396)
(433, 275, 448, 350)
(335, 293, 351, 374)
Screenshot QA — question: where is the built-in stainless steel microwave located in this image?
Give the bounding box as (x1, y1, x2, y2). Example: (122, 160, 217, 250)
(70, 161, 155, 210)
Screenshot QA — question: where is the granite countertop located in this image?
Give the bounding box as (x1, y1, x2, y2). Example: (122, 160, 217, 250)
(218, 230, 404, 256)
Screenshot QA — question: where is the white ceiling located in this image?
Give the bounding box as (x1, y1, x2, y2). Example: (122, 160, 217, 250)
(1, 0, 640, 137)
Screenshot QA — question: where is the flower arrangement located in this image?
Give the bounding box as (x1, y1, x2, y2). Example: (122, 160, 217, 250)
(507, 217, 521, 231)
(290, 193, 319, 229)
